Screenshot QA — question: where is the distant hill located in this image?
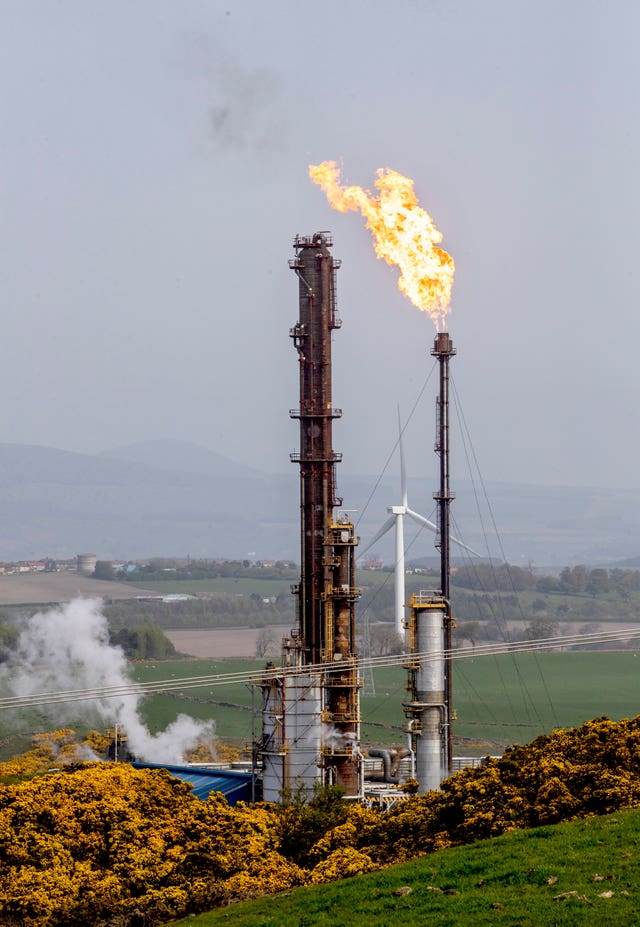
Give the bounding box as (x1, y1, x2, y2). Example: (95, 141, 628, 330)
(100, 439, 263, 481)
(0, 441, 296, 561)
(0, 440, 640, 565)
(610, 555, 640, 568)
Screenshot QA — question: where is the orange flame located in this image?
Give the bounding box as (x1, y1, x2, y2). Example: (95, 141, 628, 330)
(309, 161, 454, 330)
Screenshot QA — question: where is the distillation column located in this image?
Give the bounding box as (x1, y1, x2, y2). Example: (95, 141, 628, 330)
(289, 233, 343, 666)
(290, 233, 361, 796)
(259, 233, 361, 800)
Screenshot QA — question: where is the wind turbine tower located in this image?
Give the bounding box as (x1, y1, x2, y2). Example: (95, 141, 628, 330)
(362, 412, 475, 640)
(361, 412, 440, 638)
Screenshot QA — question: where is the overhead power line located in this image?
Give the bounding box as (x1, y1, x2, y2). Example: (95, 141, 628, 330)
(1, 625, 639, 713)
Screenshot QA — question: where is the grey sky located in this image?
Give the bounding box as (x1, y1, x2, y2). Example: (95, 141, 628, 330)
(1, 1, 639, 490)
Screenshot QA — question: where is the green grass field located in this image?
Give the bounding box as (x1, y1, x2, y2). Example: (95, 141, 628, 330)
(125, 651, 640, 754)
(170, 808, 640, 926)
(2, 651, 637, 758)
(453, 651, 640, 745)
(132, 572, 389, 596)
(133, 657, 262, 744)
(358, 651, 640, 750)
(129, 577, 295, 596)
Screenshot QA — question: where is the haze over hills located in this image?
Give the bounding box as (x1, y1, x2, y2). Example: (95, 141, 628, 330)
(1, 439, 640, 566)
(101, 439, 265, 481)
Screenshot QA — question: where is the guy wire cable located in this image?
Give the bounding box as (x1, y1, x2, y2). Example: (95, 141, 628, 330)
(2, 625, 639, 711)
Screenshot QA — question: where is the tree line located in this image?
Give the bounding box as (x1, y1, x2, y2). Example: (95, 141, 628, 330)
(105, 593, 296, 630)
(108, 625, 177, 660)
(114, 558, 299, 582)
(452, 563, 640, 597)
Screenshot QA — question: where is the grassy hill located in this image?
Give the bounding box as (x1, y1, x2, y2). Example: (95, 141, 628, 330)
(171, 808, 640, 926)
(4, 716, 640, 926)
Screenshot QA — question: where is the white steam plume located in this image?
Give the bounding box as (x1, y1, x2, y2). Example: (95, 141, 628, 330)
(0, 598, 215, 764)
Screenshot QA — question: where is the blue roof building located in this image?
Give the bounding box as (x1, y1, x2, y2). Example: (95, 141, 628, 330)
(132, 762, 254, 805)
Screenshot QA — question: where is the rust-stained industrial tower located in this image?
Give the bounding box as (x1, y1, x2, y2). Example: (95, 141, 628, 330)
(258, 233, 361, 801)
(403, 332, 455, 791)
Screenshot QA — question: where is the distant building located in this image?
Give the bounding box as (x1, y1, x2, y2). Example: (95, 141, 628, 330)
(77, 553, 97, 575)
(0, 557, 78, 575)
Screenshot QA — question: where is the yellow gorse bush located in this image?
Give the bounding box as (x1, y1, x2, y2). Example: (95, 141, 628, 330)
(0, 728, 110, 781)
(2, 716, 640, 925)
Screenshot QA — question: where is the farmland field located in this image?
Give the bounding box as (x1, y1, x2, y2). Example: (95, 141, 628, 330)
(165, 627, 291, 658)
(2, 647, 638, 759)
(128, 650, 640, 755)
(0, 571, 156, 605)
(127, 577, 295, 596)
(133, 657, 262, 745)
(0, 574, 297, 606)
(127, 572, 391, 597)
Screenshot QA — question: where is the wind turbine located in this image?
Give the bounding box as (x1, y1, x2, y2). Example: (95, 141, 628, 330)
(361, 411, 476, 639)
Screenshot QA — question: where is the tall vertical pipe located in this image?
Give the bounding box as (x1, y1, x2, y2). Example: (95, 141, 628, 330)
(403, 330, 456, 792)
(431, 332, 456, 776)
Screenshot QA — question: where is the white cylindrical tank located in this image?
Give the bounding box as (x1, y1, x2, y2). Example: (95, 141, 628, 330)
(261, 672, 323, 803)
(415, 604, 446, 792)
(77, 553, 97, 575)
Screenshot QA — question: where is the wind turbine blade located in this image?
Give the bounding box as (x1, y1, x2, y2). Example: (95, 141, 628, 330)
(406, 508, 481, 556)
(360, 515, 397, 556)
(450, 536, 481, 556)
(398, 406, 408, 509)
(449, 535, 480, 556)
(405, 508, 438, 534)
